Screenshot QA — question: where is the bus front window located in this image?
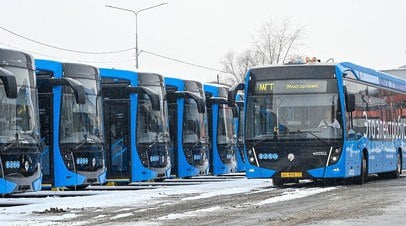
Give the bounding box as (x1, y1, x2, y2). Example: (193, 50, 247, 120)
(0, 66, 39, 144)
(60, 82, 103, 144)
(246, 79, 343, 140)
(137, 87, 169, 145)
(218, 105, 234, 145)
(183, 99, 209, 145)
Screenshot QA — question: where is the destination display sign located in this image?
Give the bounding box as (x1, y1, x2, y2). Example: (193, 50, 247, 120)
(255, 79, 328, 94)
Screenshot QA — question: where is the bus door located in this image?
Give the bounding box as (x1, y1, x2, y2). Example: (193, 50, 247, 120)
(38, 86, 53, 184)
(104, 100, 130, 179)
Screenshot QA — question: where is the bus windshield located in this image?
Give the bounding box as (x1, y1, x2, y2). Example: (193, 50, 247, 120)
(137, 86, 169, 144)
(246, 79, 343, 140)
(218, 104, 234, 145)
(183, 98, 209, 144)
(0, 66, 39, 144)
(60, 78, 103, 144)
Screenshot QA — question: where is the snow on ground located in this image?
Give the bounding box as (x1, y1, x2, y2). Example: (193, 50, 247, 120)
(0, 178, 336, 225)
(258, 187, 336, 205)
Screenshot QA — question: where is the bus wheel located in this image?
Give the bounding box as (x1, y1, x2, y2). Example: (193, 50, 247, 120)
(66, 184, 89, 190)
(272, 178, 284, 187)
(355, 154, 367, 185)
(390, 152, 402, 179)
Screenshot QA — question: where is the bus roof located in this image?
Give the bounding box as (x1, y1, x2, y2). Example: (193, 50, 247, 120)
(247, 62, 406, 92)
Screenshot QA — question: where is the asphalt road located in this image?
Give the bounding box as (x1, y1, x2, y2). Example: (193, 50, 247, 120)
(61, 174, 406, 226)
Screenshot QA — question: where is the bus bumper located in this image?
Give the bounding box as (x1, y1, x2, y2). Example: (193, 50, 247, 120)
(245, 165, 276, 178)
(0, 179, 17, 195)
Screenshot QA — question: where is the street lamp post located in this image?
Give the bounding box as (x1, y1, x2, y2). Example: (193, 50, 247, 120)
(105, 3, 168, 69)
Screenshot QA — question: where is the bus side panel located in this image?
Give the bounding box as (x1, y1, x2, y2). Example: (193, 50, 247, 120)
(382, 142, 397, 173)
(368, 141, 384, 174)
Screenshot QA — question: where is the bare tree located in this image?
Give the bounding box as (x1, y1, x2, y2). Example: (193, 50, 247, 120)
(220, 50, 255, 84)
(253, 17, 304, 65)
(220, 17, 305, 86)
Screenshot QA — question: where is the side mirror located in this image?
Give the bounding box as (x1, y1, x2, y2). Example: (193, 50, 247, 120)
(345, 93, 355, 112)
(232, 104, 239, 118)
(343, 86, 355, 112)
(228, 83, 244, 107)
(138, 86, 161, 111)
(174, 91, 206, 113)
(48, 78, 86, 104)
(0, 67, 17, 99)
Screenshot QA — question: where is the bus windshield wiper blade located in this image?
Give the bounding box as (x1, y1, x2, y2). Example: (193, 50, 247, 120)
(288, 130, 330, 145)
(0, 133, 19, 151)
(249, 135, 275, 148)
(1, 139, 18, 151)
(74, 134, 94, 150)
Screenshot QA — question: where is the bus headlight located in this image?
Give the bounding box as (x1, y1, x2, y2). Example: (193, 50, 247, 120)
(24, 160, 30, 172)
(329, 148, 342, 165)
(247, 148, 258, 166)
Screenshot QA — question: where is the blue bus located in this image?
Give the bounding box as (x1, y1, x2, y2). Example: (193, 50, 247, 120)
(229, 62, 406, 186)
(234, 93, 246, 172)
(36, 59, 106, 188)
(100, 68, 171, 182)
(165, 77, 210, 178)
(0, 48, 42, 195)
(204, 84, 237, 175)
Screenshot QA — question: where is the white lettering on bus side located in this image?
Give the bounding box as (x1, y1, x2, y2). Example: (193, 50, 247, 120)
(365, 119, 405, 140)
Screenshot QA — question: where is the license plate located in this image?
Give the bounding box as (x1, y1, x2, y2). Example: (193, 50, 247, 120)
(281, 172, 302, 178)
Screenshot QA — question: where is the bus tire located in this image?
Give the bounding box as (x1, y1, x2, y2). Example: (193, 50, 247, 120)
(355, 154, 367, 185)
(272, 178, 284, 187)
(66, 184, 89, 190)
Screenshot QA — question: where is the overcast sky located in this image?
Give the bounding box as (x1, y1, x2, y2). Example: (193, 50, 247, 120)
(0, 0, 405, 83)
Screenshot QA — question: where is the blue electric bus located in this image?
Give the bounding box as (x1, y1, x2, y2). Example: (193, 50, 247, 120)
(234, 93, 246, 172)
(165, 77, 209, 178)
(36, 59, 106, 188)
(0, 48, 42, 195)
(204, 84, 237, 175)
(229, 62, 406, 186)
(100, 68, 171, 182)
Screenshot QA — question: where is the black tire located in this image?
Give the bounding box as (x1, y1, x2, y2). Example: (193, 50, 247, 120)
(154, 177, 166, 182)
(355, 154, 367, 185)
(272, 178, 284, 187)
(66, 184, 89, 190)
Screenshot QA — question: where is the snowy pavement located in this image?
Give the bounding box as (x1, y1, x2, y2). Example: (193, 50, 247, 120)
(0, 177, 336, 225)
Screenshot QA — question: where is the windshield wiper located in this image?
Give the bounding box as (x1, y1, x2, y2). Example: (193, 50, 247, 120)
(0, 133, 19, 151)
(74, 134, 95, 150)
(248, 134, 275, 149)
(287, 130, 331, 146)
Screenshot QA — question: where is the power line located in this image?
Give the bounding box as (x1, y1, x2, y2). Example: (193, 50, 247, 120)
(142, 49, 230, 74)
(0, 25, 134, 54)
(0, 41, 135, 65)
(0, 25, 229, 73)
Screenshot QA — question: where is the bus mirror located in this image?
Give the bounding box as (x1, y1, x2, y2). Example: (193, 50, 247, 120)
(236, 101, 244, 108)
(345, 93, 355, 112)
(228, 83, 244, 107)
(232, 104, 239, 118)
(174, 91, 206, 113)
(48, 78, 86, 104)
(62, 78, 86, 104)
(138, 86, 161, 111)
(0, 67, 17, 99)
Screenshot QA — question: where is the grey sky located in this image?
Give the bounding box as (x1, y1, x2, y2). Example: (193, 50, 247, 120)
(0, 0, 405, 82)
